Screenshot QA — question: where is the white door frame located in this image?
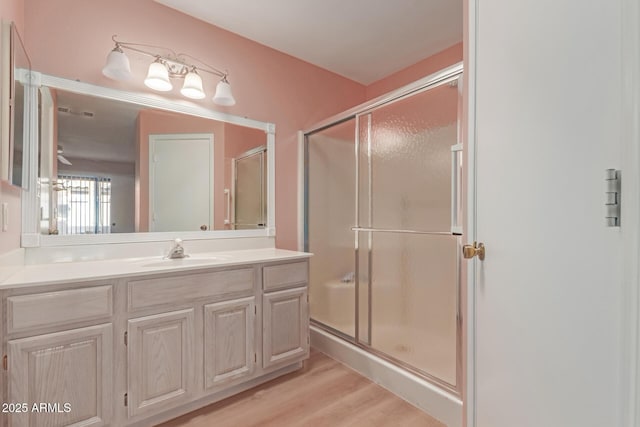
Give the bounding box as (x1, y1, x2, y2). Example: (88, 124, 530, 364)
(38, 86, 55, 233)
(148, 133, 214, 232)
(621, 0, 640, 424)
(464, 0, 640, 425)
(464, 0, 479, 426)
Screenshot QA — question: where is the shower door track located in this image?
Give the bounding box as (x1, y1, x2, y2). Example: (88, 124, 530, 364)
(311, 318, 460, 396)
(303, 63, 463, 136)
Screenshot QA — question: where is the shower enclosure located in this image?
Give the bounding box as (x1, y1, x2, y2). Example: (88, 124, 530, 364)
(304, 64, 463, 393)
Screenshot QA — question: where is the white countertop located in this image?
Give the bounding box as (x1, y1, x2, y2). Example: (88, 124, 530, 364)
(0, 248, 311, 290)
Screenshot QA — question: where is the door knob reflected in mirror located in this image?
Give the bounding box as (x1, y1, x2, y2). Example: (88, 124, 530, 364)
(200, 225, 208, 231)
(463, 242, 485, 260)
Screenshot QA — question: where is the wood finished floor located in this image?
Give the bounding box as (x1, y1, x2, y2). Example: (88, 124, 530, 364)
(158, 349, 445, 427)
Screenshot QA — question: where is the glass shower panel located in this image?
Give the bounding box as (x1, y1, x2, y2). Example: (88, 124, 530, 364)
(234, 151, 265, 229)
(369, 232, 458, 385)
(368, 83, 458, 232)
(360, 79, 460, 387)
(356, 115, 372, 344)
(307, 118, 356, 338)
(357, 230, 370, 344)
(358, 114, 371, 228)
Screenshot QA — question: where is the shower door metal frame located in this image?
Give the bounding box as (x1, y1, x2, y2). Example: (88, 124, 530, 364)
(232, 145, 267, 230)
(303, 62, 464, 396)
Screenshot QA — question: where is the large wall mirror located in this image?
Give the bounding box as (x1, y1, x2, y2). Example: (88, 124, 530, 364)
(1, 21, 31, 188)
(22, 73, 275, 246)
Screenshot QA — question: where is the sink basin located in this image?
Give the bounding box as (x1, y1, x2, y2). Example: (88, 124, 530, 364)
(140, 256, 229, 268)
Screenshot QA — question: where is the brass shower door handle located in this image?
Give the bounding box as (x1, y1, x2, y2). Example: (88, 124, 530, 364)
(463, 242, 485, 260)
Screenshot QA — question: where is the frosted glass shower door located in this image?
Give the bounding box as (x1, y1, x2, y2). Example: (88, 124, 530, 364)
(234, 149, 266, 230)
(356, 81, 461, 388)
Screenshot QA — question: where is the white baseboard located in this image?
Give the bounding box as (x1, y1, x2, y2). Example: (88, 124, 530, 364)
(311, 326, 462, 427)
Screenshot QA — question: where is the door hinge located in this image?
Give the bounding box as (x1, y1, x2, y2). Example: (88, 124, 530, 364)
(307, 336, 310, 345)
(124, 393, 128, 407)
(124, 331, 128, 346)
(254, 353, 257, 363)
(605, 168, 621, 226)
(2, 354, 7, 370)
(254, 306, 257, 315)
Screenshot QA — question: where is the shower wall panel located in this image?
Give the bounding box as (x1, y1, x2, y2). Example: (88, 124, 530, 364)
(307, 119, 357, 337)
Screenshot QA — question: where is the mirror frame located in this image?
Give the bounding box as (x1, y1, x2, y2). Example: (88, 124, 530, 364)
(9, 22, 31, 188)
(0, 22, 10, 181)
(21, 72, 276, 247)
(1, 21, 31, 186)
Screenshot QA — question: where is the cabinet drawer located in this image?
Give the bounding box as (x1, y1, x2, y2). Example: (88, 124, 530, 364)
(7, 285, 113, 333)
(263, 261, 308, 291)
(128, 268, 255, 311)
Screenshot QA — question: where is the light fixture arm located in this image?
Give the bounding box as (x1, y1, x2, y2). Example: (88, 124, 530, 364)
(110, 35, 228, 79)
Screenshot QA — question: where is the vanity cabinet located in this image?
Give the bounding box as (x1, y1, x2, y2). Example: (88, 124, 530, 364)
(262, 261, 310, 369)
(0, 258, 309, 427)
(7, 323, 113, 427)
(127, 309, 195, 418)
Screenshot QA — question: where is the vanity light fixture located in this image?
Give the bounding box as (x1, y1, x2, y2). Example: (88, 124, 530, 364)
(102, 35, 236, 105)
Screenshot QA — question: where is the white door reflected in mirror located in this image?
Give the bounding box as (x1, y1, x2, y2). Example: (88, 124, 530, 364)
(149, 133, 213, 232)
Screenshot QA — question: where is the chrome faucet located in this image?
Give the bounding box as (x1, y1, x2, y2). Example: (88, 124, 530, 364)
(165, 238, 188, 259)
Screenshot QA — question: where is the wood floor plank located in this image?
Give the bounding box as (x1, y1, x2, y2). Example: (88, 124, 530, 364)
(296, 382, 391, 427)
(158, 350, 445, 427)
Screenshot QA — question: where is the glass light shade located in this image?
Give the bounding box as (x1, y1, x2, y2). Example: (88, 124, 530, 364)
(180, 70, 205, 99)
(212, 79, 236, 106)
(144, 61, 172, 92)
(102, 49, 132, 81)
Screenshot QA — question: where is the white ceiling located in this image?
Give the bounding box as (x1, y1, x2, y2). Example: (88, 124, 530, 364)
(56, 90, 139, 164)
(154, 0, 462, 84)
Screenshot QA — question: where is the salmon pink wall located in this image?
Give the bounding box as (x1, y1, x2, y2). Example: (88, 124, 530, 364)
(0, 0, 23, 31)
(22, 0, 366, 249)
(0, 0, 24, 255)
(366, 43, 463, 100)
(224, 125, 266, 165)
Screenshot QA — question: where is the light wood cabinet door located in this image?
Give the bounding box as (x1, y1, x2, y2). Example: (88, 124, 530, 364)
(263, 287, 309, 369)
(127, 309, 194, 418)
(8, 324, 113, 427)
(204, 297, 255, 390)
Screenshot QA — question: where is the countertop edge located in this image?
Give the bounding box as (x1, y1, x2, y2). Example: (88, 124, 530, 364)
(0, 249, 312, 290)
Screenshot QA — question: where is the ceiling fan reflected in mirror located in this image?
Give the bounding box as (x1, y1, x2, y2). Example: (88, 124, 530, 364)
(57, 145, 72, 166)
